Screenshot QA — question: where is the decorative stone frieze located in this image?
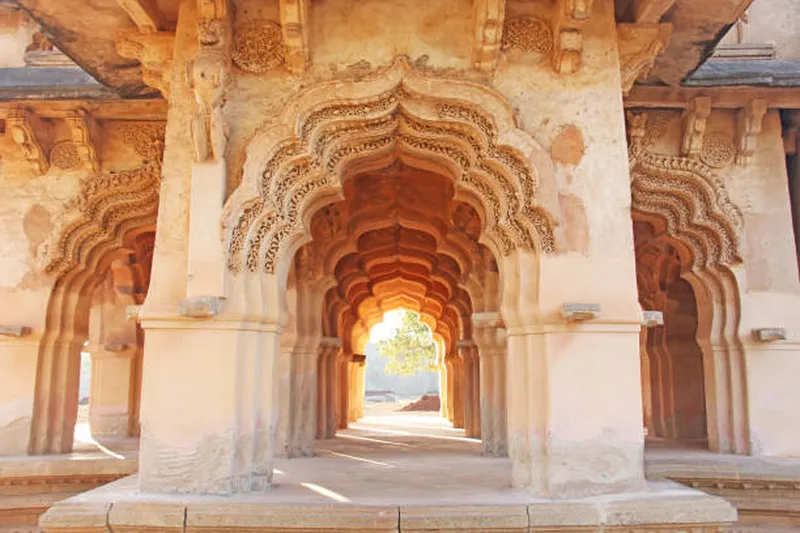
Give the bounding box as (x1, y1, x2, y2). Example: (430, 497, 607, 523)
(627, 110, 743, 268)
(37, 122, 165, 277)
(224, 58, 557, 276)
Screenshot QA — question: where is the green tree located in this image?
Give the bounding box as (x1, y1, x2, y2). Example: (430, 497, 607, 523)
(377, 311, 436, 376)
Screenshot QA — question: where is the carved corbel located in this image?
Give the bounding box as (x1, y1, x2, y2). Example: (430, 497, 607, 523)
(680, 96, 711, 157)
(472, 0, 506, 71)
(552, 0, 593, 73)
(280, 0, 310, 75)
(64, 109, 100, 172)
(735, 99, 767, 166)
(625, 110, 648, 151)
(617, 23, 672, 95)
(7, 107, 48, 174)
(116, 30, 175, 98)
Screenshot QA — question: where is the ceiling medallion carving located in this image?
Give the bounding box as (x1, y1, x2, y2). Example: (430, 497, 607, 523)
(502, 16, 553, 56)
(232, 21, 285, 73)
(224, 58, 558, 276)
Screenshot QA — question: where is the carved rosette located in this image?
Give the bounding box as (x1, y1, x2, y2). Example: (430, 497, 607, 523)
(502, 16, 553, 58)
(232, 21, 285, 73)
(699, 133, 736, 169)
(224, 60, 557, 275)
(49, 142, 81, 170)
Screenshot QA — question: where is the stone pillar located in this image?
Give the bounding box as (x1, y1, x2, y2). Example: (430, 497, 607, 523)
(438, 362, 449, 420)
(337, 352, 351, 429)
(316, 337, 341, 439)
(88, 345, 136, 436)
(136, 1, 280, 494)
(457, 340, 480, 438)
(473, 312, 507, 456)
(502, 249, 645, 498)
(445, 359, 455, 424)
(355, 355, 366, 419)
(451, 345, 465, 429)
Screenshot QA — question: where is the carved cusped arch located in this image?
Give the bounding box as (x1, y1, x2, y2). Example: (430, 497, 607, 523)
(631, 151, 743, 269)
(224, 58, 558, 277)
(38, 165, 161, 277)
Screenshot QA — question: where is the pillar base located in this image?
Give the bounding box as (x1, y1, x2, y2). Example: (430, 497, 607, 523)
(41, 476, 735, 533)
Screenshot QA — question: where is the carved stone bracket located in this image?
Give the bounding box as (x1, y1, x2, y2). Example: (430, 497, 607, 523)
(473, 0, 506, 71)
(735, 99, 767, 166)
(116, 30, 175, 98)
(617, 23, 672, 96)
(280, 0, 310, 75)
(680, 96, 711, 158)
(64, 109, 100, 172)
(552, 0, 594, 73)
(7, 107, 49, 174)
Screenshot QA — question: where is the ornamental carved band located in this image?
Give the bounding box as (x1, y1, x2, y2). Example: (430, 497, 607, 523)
(224, 59, 556, 275)
(38, 123, 166, 277)
(628, 113, 743, 269)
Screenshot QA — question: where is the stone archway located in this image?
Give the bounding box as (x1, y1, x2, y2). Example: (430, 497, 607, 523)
(629, 115, 749, 454)
(29, 126, 162, 454)
(215, 58, 559, 492)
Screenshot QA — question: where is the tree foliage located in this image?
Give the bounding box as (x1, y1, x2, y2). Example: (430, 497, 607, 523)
(376, 311, 437, 376)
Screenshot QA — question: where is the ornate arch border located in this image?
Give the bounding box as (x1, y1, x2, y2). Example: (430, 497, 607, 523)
(223, 57, 559, 283)
(629, 121, 749, 454)
(29, 129, 162, 454)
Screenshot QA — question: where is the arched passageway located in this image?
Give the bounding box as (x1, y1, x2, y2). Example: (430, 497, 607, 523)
(634, 219, 707, 448)
(277, 162, 495, 457)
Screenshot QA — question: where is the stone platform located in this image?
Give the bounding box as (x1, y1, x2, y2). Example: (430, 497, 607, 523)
(39, 414, 736, 533)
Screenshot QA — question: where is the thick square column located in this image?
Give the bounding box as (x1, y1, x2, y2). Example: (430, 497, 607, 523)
(502, 250, 646, 498)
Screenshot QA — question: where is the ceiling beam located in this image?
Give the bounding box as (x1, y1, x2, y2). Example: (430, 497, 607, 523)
(632, 0, 676, 23)
(117, 0, 166, 33)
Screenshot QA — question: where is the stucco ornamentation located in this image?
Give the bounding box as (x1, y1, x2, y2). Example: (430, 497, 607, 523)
(232, 22, 285, 73)
(37, 123, 166, 277)
(627, 112, 743, 268)
(223, 59, 558, 275)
